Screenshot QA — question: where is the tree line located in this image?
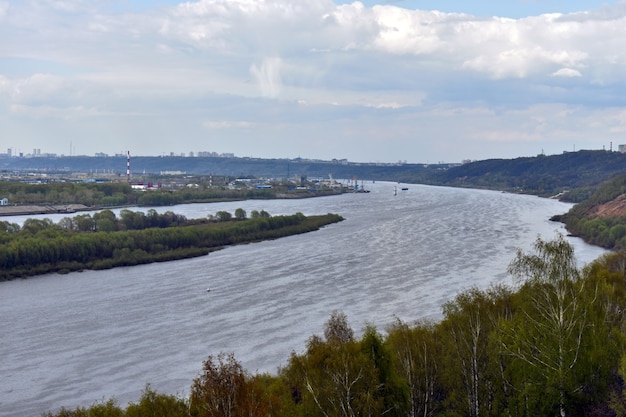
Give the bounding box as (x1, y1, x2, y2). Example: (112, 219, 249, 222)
(0, 181, 277, 206)
(0, 179, 342, 208)
(0, 209, 343, 280)
(43, 235, 626, 416)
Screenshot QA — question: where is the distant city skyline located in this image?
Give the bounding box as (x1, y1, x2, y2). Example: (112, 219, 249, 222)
(6, 143, 626, 167)
(1, 1, 625, 163)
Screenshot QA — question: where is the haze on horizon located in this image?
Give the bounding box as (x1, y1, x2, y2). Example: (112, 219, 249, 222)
(1, 0, 625, 164)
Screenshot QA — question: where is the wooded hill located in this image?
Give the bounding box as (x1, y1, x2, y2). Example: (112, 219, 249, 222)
(418, 150, 626, 200)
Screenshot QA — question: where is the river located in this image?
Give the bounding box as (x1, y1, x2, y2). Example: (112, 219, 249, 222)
(0, 182, 608, 416)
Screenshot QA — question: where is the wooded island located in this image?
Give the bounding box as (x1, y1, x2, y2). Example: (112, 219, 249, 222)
(0, 209, 343, 280)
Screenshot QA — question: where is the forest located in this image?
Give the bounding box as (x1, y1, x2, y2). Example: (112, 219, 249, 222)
(42, 235, 626, 417)
(0, 209, 343, 280)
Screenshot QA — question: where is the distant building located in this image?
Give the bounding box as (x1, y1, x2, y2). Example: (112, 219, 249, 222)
(619, 144, 626, 153)
(160, 170, 186, 175)
(197, 151, 220, 157)
(0, 198, 8, 206)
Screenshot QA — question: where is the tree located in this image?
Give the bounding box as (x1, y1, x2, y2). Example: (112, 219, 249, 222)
(324, 310, 354, 344)
(361, 324, 408, 416)
(120, 209, 145, 230)
(126, 384, 189, 417)
(234, 208, 247, 220)
(285, 311, 382, 417)
(74, 214, 95, 232)
(215, 211, 232, 222)
(190, 352, 269, 417)
(440, 286, 514, 417)
(21, 218, 55, 235)
(58, 217, 77, 231)
(386, 319, 440, 417)
(500, 234, 611, 417)
(41, 398, 124, 417)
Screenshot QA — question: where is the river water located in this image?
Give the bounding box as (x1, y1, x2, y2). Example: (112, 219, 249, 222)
(0, 182, 608, 416)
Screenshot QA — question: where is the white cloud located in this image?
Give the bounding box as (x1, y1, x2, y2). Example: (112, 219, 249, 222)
(152, 1, 626, 85)
(203, 120, 254, 129)
(552, 68, 583, 77)
(250, 57, 283, 98)
(1, 0, 626, 161)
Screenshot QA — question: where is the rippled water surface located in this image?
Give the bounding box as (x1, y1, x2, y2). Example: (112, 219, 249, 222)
(0, 183, 607, 416)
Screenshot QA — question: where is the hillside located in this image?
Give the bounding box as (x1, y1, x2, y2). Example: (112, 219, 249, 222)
(591, 194, 626, 218)
(420, 150, 626, 200)
(3, 150, 626, 201)
(552, 173, 626, 249)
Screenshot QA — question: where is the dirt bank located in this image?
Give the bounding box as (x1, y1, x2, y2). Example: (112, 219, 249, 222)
(0, 204, 91, 217)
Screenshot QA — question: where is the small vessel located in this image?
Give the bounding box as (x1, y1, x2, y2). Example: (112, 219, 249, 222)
(401, 187, 409, 191)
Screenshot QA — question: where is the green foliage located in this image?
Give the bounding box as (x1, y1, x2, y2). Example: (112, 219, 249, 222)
(0, 211, 344, 280)
(234, 208, 247, 220)
(504, 236, 624, 416)
(125, 384, 189, 417)
(284, 311, 389, 417)
(385, 319, 441, 417)
(214, 211, 232, 222)
(42, 398, 124, 417)
(423, 150, 626, 197)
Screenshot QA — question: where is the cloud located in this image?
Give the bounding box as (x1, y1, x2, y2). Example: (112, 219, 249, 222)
(1, 0, 626, 162)
(250, 57, 283, 98)
(153, 1, 626, 87)
(203, 120, 254, 129)
(552, 68, 583, 77)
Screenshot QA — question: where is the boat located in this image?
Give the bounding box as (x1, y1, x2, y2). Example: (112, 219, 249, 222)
(401, 187, 409, 191)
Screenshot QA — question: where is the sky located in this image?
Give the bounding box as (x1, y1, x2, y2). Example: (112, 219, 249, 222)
(1, 1, 625, 163)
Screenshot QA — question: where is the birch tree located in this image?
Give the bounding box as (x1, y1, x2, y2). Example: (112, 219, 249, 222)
(440, 286, 514, 417)
(501, 234, 599, 417)
(285, 311, 381, 417)
(385, 319, 441, 417)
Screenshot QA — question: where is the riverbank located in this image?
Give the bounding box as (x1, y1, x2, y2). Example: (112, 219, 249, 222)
(0, 189, 346, 218)
(0, 204, 91, 217)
